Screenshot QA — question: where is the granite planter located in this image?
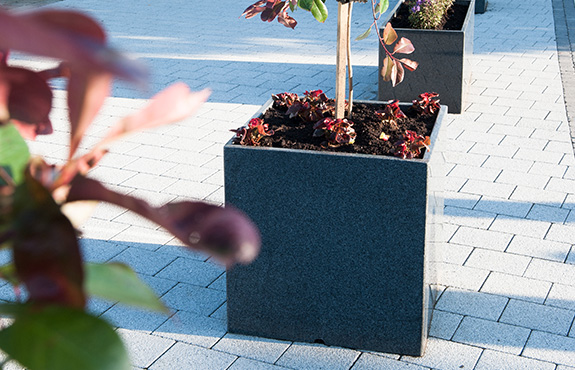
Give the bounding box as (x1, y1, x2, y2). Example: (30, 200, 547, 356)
(475, 0, 487, 14)
(224, 99, 445, 356)
(378, 0, 475, 113)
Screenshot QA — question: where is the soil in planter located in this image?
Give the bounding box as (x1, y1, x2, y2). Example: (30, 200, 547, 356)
(390, 2, 468, 30)
(254, 102, 437, 158)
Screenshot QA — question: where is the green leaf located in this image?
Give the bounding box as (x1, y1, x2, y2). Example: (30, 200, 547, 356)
(376, 0, 389, 15)
(85, 263, 168, 313)
(0, 124, 30, 186)
(0, 306, 130, 370)
(299, 0, 328, 22)
(355, 26, 372, 41)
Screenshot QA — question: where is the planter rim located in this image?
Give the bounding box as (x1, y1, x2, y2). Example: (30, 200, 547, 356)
(384, 0, 474, 34)
(225, 98, 447, 163)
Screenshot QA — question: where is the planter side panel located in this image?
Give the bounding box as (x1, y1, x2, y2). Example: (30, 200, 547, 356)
(378, 0, 474, 113)
(225, 148, 433, 355)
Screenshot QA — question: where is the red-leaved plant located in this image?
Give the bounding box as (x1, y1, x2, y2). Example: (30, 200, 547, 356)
(313, 117, 357, 147)
(412, 92, 441, 115)
(394, 130, 431, 159)
(376, 99, 406, 128)
(231, 117, 275, 146)
(0, 7, 260, 370)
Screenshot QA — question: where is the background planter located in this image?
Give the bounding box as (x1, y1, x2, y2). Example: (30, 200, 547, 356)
(378, 0, 475, 113)
(475, 0, 487, 13)
(224, 100, 446, 356)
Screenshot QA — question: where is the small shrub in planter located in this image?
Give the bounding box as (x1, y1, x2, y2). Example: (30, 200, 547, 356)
(227, 0, 446, 356)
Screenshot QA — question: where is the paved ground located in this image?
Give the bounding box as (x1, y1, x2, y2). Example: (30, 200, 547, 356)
(4, 0, 575, 368)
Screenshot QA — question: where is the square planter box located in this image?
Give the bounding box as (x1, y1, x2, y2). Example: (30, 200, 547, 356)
(475, 0, 487, 14)
(224, 100, 446, 356)
(378, 0, 475, 113)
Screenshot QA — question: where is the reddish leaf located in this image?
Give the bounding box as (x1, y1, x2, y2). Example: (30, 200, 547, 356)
(399, 58, 418, 71)
(11, 171, 85, 308)
(67, 72, 112, 159)
(278, 13, 297, 29)
(393, 37, 415, 55)
(393, 59, 405, 86)
(0, 8, 146, 83)
(95, 84, 210, 151)
(382, 22, 398, 45)
(66, 176, 261, 266)
(1, 67, 52, 126)
(241, 1, 267, 19)
(381, 55, 393, 82)
(21, 9, 106, 43)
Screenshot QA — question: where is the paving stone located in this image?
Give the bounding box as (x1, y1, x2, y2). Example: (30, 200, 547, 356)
(149, 342, 237, 370)
(227, 357, 292, 370)
(473, 197, 532, 218)
(464, 248, 531, 276)
(351, 353, 431, 370)
(153, 310, 226, 348)
(435, 287, 508, 321)
(480, 272, 552, 304)
(474, 349, 556, 370)
(452, 316, 531, 355)
(275, 343, 359, 370)
(437, 263, 490, 291)
(522, 331, 575, 366)
(117, 329, 175, 369)
(527, 204, 570, 223)
(109, 247, 176, 275)
(156, 257, 224, 287)
(213, 333, 291, 364)
(428, 310, 463, 341)
(504, 295, 575, 335)
(525, 258, 575, 286)
(161, 283, 226, 316)
(401, 338, 482, 370)
(449, 227, 513, 252)
(460, 179, 516, 199)
(103, 304, 172, 332)
(507, 235, 571, 262)
(443, 206, 497, 229)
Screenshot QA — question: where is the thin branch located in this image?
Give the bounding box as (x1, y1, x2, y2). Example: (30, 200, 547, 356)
(346, 3, 354, 118)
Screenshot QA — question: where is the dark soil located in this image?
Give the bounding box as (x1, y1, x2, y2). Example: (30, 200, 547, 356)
(254, 102, 437, 158)
(390, 2, 469, 30)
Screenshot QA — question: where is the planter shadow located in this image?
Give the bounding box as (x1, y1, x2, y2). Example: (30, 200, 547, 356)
(224, 99, 447, 356)
(378, 0, 475, 113)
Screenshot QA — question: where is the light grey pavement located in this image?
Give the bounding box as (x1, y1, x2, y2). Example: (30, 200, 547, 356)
(5, 0, 575, 368)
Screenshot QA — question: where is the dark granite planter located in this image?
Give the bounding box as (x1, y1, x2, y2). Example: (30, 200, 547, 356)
(224, 100, 446, 356)
(378, 0, 475, 113)
(475, 0, 487, 13)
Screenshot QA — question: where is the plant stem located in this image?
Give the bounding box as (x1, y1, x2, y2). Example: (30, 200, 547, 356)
(346, 3, 354, 119)
(335, 2, 350, 119)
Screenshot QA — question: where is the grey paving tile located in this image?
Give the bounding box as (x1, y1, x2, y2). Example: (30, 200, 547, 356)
(79, 238, 128, 263)
(213, 333, 291, 364)
(522, 331, 575, 366)
(153, 310, 226, 348)
(464, 248, 531, 275)
(401, 338, 482, 370)
(499, 299, 575, 335)
(428, 310, 464, 341)
(161, 283, 226, 316)
(351, 353, 430, 370)
(103, 304, 172, 333)
(275, 343, 359, 370)
(449, 226, 513, 252)
(480, 272, 552, 304)
(474, 349, 556, 370)
(452, 317, 531, 355)
(508, 235, 570, 263)
(524, 258, 575, 286)
(117, 328, 175, 369)
(489, 216, 551, 240)
(156, 257, 224, 287)
(227, 357, 292, 370)
(109, 247, 176, 275)
(149, 342, 237, 370)
(435, 287, 508, 321)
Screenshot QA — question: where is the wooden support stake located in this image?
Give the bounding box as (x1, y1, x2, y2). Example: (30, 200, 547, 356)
(335, 2, 350, 119)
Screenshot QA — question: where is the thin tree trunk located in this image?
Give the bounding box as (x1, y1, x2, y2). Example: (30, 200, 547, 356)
(335, 2, 350, 119)
(346, 3, 353, 119)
